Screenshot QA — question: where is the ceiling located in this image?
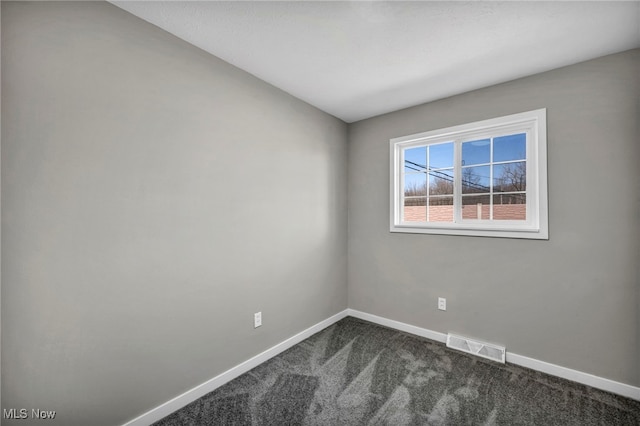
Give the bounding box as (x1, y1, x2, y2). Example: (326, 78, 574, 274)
(111, 1, 640, 123)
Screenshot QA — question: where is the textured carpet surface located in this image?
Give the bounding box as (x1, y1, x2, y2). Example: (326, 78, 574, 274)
(154, 317, 640, 425)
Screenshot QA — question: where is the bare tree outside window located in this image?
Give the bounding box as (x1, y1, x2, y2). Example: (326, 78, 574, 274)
(494, 162, 526, 199)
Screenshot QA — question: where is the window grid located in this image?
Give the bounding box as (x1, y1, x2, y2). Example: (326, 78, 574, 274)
(391, 109, 547, 239)
(401, 139, 528, 224)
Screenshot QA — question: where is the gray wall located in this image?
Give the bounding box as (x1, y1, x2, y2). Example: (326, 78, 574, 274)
(2, 1, 639, 425)
(1, 2, 347, 425)
(348, 49, 640, 387)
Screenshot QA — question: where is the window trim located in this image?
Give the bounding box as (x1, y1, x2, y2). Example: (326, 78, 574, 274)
(390, 109, 548, 239)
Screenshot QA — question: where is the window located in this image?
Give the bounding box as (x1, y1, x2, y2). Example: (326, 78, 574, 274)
(390, 109, 548, 239)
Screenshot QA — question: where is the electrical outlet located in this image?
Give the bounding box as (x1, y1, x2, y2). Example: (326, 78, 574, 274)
(254, 312, 262, 328)
(438, 297, 446, 311)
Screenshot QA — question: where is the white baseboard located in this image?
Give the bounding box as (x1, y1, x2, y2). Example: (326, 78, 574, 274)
(347, 309, 447, 343)
(506, 352, 640, 401)
(347, 308, 640, 401)
(123, 307, 639, 426)
(122, 309, 349, 426)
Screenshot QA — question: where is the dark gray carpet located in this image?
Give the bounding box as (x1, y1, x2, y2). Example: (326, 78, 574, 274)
(154, 317, 640, 425)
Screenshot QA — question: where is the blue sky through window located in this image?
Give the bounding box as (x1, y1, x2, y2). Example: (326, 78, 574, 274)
(404, 142, 454, 172)
(404, 134, 526, 194)
(494, 133, 526, 162)
(462, 139, 490, 166)
(429, 142, 453, 169)
(404, 146, 426, 172)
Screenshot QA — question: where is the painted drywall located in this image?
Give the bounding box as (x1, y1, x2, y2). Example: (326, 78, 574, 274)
(1, 2, 347, 425)
(0, 2, 3, 416)
(348, 49, 640, 387)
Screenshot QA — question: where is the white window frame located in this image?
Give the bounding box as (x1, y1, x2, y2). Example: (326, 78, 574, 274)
(390, 109, 548, 239)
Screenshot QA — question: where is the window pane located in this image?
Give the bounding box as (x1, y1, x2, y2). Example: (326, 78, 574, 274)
(404, 146, 426, 173)
(404, 197, 426, 222)
(428, 196, 453, 222)
(493, 194, 526, 220)
(494, 133, 526, 162)
(461, 166, 490, 194)
(391, 109, 546, 238)
(404, 173, 427, 196)
(493, 162, 526, 192)
(428, 142, 453, 169)
(429, 170, 453, 195)
(462, 138, 490, 166)
(462, 195, 490, 220)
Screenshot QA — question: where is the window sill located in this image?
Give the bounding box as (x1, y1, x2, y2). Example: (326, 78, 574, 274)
(390, 224, 548, 240)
